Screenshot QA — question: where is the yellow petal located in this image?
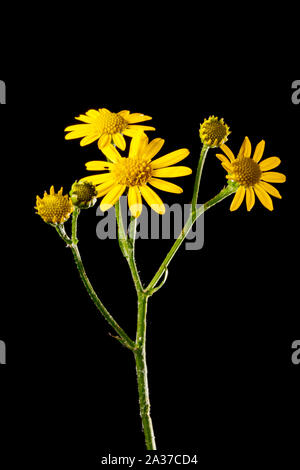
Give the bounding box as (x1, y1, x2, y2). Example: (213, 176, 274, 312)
(85, 161, 113, 171)
(98, 134, 111, 149)
(149, 177, 183, 194)
(220, 144, 235, 162)
(254, 184, 273, 210)
(112, 132, 126, 151)
(80, 173, 112, 185)
(100, 184, 126, 211)
(80, 134, 99, 146)
(118, 110, 130, 118)
(221, 162, 232, 172)
(144, 138, 165, 161)
(129, 132, 148, 158)
(230, 186, 245, 211)
(252, 140, 265, 162)
(151, 149, 190, 169)
(152, 166, 192, 178)
(75, 114, 95, 123)
(246, 187, 255, 211)
(86, 109, 100, 118)
(139, 185, 165, 214)
(126, 113, 153, 123)
(128, 186, 143, 218)
(260, 172, 286, 183)
(65, 131, 82, 140)
(258, 181, 282, 199)
(238, 136, 252, 158)
(96, 179, 116, 197)
(125, 125, 156, 133)
(101, 144, 122, 163)
(64, 124, 91, 133)
(216, 153, 231, 164)
(259, 157, 281, 171)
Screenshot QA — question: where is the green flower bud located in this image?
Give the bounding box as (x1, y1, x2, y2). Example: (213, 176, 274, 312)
(69, 181, 97, 209)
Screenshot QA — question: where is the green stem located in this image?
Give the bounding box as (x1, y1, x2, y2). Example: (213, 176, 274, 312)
(115, 200, 129, 259)
(72, 207, 80, 244)
(115, 203, 144, 293)
(192, 143, 209, 221)
(54, 223, 73, 245)
(146, 183, 238, 293)
(127, 216, 144, 293)
(134, 292, 156, 450)
(54, 218, 136, 351)
(70, 243, 136, 350)
(115, 204, 156, 449)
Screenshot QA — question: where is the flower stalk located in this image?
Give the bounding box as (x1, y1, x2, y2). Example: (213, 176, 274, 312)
(55, 214, 136, 351)
(191, 143, 209, 221)
(146, 182, 238, 294)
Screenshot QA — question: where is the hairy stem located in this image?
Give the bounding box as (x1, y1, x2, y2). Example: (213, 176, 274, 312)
(191, 144, 209, 221)
(55, 216, 136, 351)
(116, 204, 156, 448)
(134, 293, 156, 450)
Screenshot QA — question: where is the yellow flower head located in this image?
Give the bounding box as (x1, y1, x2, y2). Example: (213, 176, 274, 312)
(80, 133, 192, 218)
(35, 186, 74, 224)
(200, 116, 231, 148)
(217, 137, 286, 211)
(64, 108, 155, 151)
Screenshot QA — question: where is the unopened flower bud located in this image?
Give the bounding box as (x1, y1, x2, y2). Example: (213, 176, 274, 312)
(69, 181, 97, 209)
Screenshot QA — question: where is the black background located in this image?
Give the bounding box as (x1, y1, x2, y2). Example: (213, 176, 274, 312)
(0, 70, 299, 467)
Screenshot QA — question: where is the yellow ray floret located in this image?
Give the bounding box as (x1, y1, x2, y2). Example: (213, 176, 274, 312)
(216, 136, 286, 211)
(64, 108, 155, 151)
(35, 186, 74, 224)
(80, 133, 192, 218)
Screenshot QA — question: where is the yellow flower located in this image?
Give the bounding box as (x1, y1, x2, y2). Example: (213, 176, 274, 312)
(200, 116, 231, 148)
(64, 108, 155, 151)
(35, 186, 74, 223)
(80, 133, 192, 217)
(217, 137, 286, 211)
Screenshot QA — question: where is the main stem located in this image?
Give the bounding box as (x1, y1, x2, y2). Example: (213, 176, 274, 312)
(116, 205, 156, 449)
(134, 292, 156, 450)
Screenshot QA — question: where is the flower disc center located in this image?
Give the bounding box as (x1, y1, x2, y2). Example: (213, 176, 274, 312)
(113, 158, 152, 186)
(231, 158, 262, 187)
(99, 112, 128, 134)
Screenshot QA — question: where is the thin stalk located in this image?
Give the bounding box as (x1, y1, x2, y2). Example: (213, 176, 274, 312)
(115, 202, 144, 293)
(127, 216, 144, 293)
(71, 207, 80, 244)
(191, 143, 209, 221)
(146, 183, 238, 293)
(70, 243, 136, 350)
(55, 218, 136, 351)
(115, 200, 129, 259)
